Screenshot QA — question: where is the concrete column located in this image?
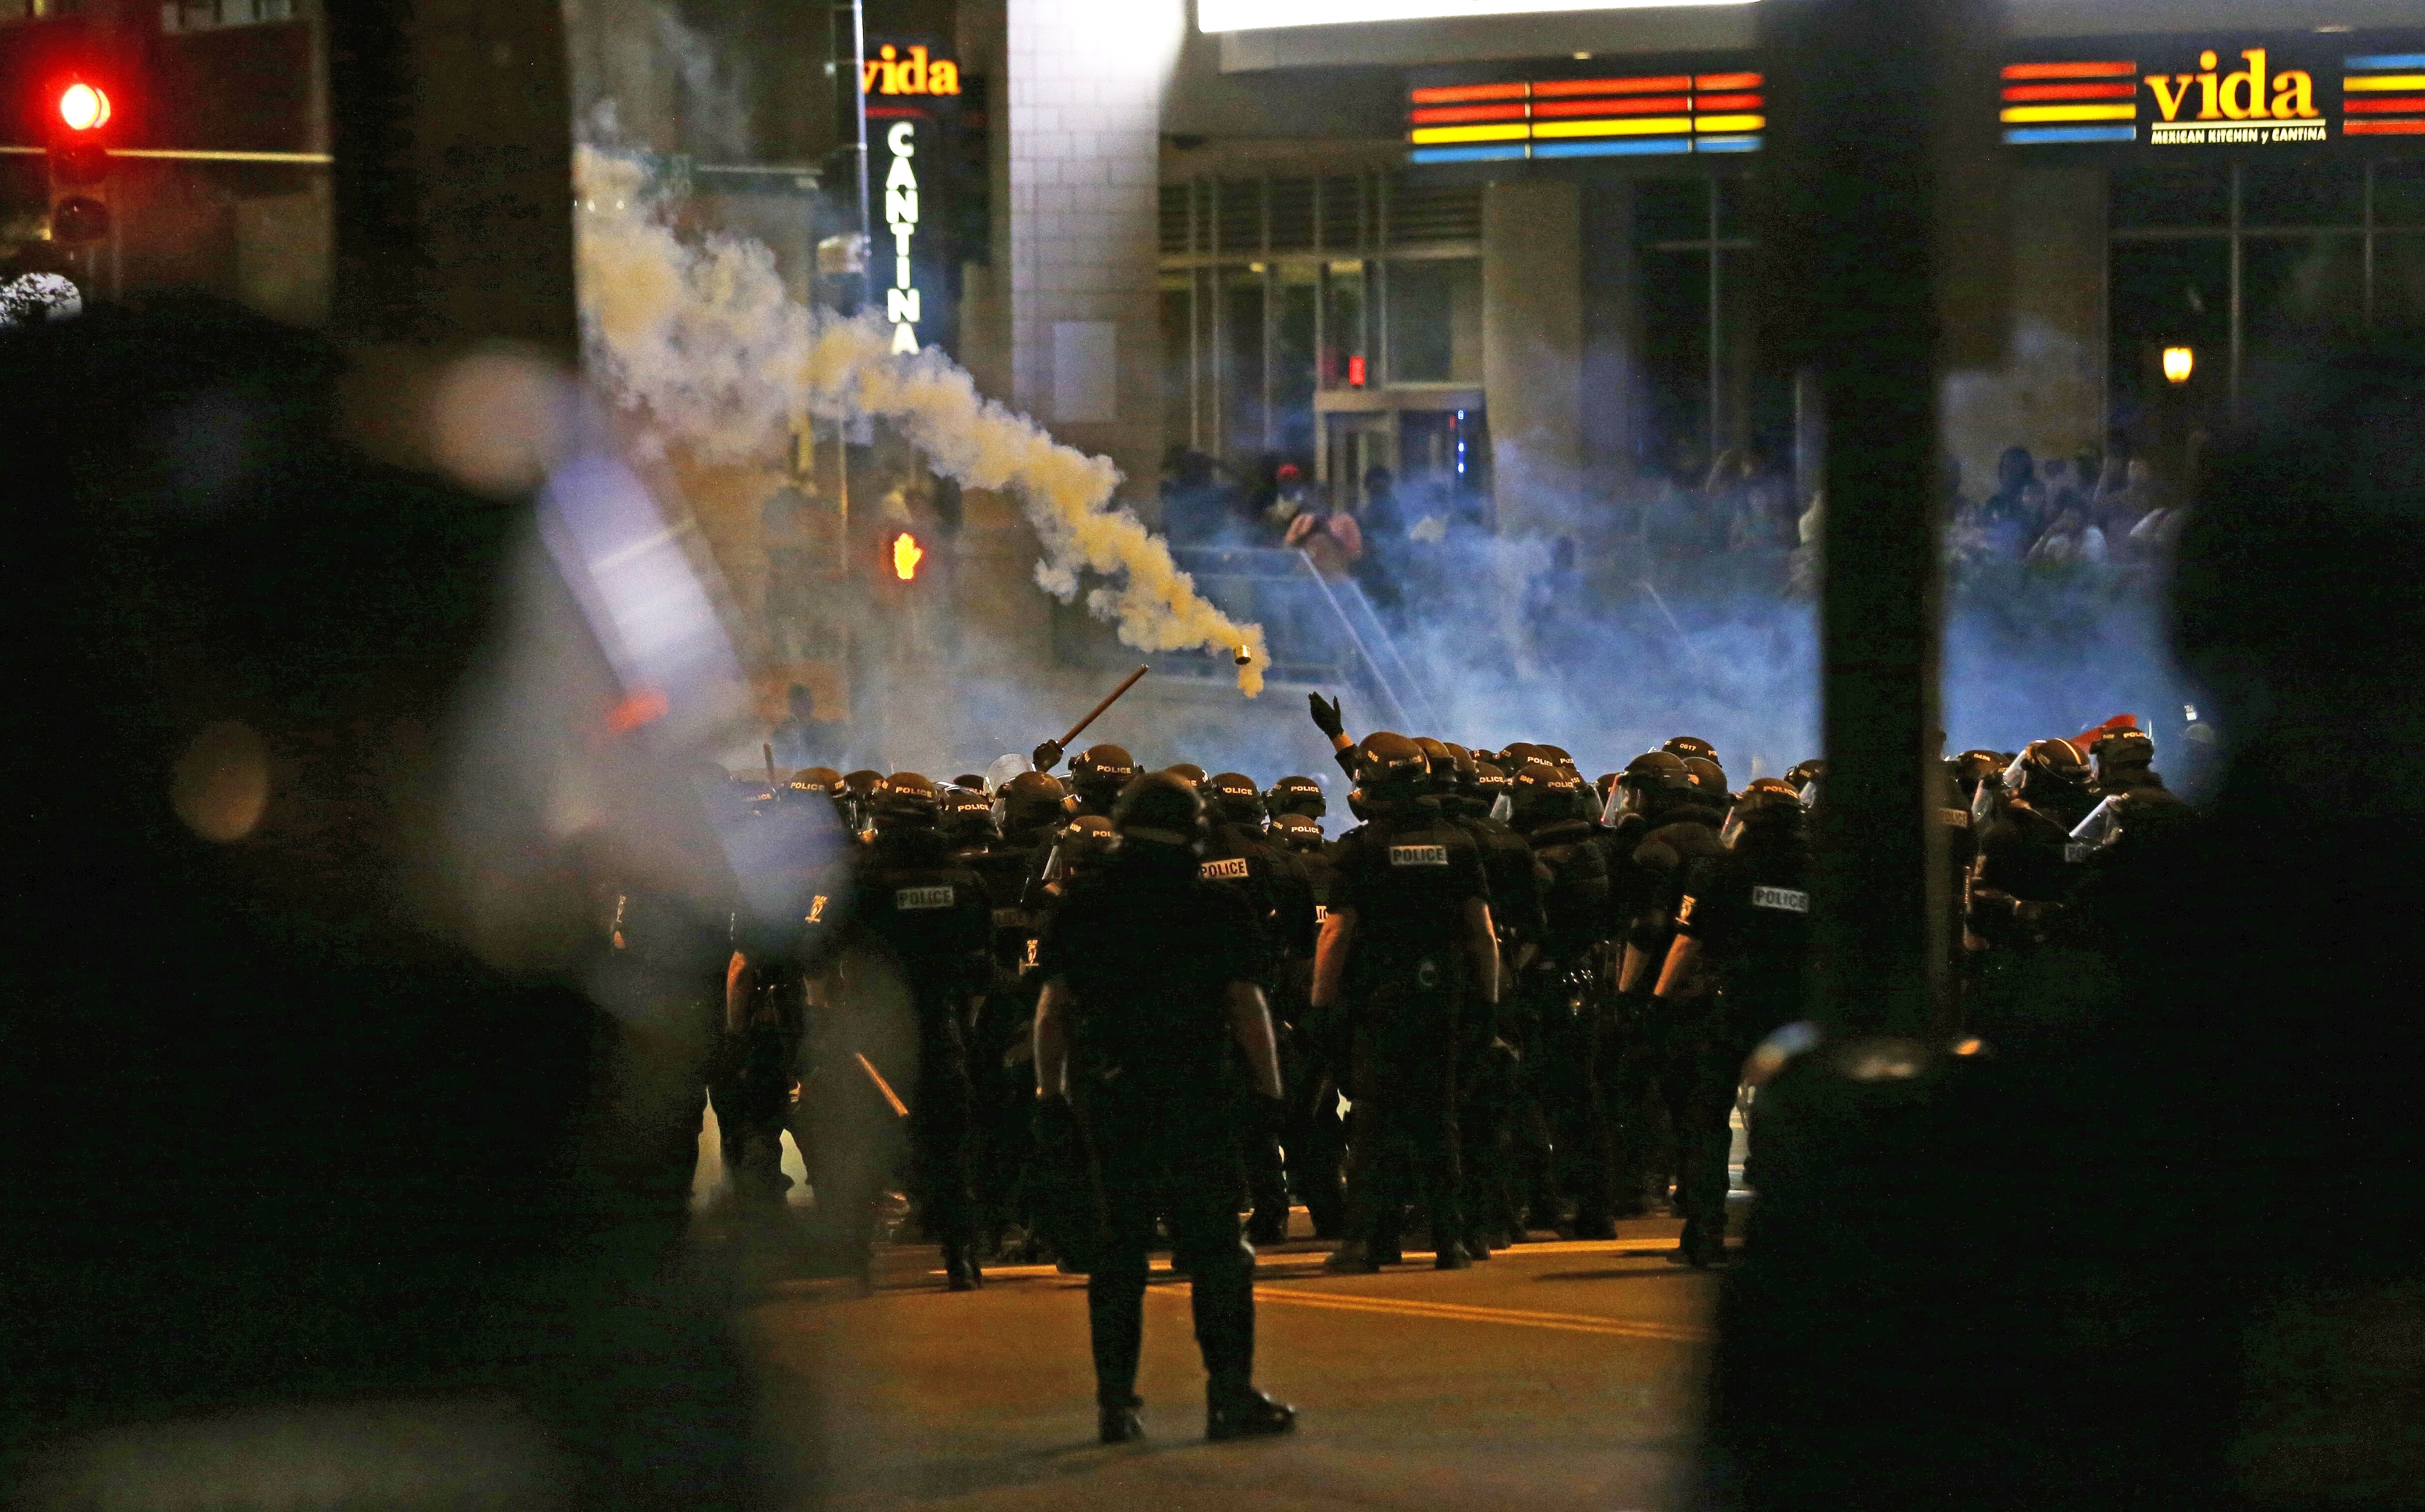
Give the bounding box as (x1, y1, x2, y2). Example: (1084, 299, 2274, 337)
(1482, 179, 1584, 537)
(1940, 165, 2108, 498)
(1004, 0, 1181, 508)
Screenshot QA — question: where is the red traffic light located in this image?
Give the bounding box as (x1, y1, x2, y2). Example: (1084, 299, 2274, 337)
(58, 82, 111, 133)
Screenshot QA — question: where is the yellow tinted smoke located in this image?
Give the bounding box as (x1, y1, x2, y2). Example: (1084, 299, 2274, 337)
(574, 147, 1267, 695)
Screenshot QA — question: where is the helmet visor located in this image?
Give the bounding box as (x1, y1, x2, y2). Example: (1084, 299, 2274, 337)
(2069, 795, 2126, 853)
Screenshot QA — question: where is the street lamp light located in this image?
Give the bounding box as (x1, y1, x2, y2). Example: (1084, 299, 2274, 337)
(2162, 346, 2194, 385)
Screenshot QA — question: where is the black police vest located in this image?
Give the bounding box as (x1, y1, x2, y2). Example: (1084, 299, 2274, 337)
(1710, 840, 1815, 978)
(1526, 818, 1612, 961)
(853, 834, 991, 1005)
(1977, 805, 2081, 903)
(1340, 814, 1487, 994)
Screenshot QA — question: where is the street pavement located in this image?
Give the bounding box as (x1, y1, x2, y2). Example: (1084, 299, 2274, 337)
(741, 1217, 1724, 1512)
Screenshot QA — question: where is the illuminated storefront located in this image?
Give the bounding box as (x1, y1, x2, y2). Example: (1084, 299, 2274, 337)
(1160, 14, 2425, 517)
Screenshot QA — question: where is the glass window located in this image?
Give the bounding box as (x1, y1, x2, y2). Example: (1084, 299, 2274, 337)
(2243, 161, 2363, 229)
(2244, 234, 2366, 339)
(2376, 235, 2425, 332)
(1636, 179, 1709, 244)
(1639, 245, 1712, 474)
(1273, 264, 1319, 459)
(1323, 260, 1367, 388)
(2108, 238, 2230, 443)
(2111, 165, 2229, 228)
(1384, 258, 1482, 384)
(1219, 265, 1266, 458)
(1160, 275, 1195, 456)
(2376, 159, 2425, 229)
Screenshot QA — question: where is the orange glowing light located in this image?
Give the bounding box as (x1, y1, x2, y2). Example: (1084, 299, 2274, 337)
(59, 82, 110, 132)
(2161, 346, 2194, 384)
(892, 532, 924, 581)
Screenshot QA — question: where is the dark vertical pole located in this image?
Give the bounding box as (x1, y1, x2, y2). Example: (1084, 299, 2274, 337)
(1761, 0, 2002, 1039)
(325, 0, 576, 354)
(1699, 5, 2007, 1509)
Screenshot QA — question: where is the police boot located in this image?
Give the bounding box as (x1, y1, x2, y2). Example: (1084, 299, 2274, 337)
(1246, 1209, 1291, 1247)
(1322, 1239, 1380, 1274)
(943, 1244, 984, 1291)
(1099, 1396, 1145, 1444)
(1462, 1229, 1495, 1261)
(1433, 1237, 1473, 1271)
(1207, 1387, 1297, 1442)
(1668, 1218, 1724, 1269)
(1571, 1212, 1617, 1241)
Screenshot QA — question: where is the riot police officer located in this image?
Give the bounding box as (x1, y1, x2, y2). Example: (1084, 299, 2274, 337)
(827, 773, 994, 1289)
(1204, 771, 1318, 1244)
(1431, 744, 1541, 1253)
(1031, 772, 1296, 1444)
(1267, 807, 1348, 1237)
(1508, 758, 1619, 1239)
(1610, 750, 1726, 1217)
(951, 774, 1058, 1259)
(716, 771, 851, 1211)
(1316, 733, 1499, 1272)
(1967, 738, 2099, 1040)
(1649, 778, 1813, 1266)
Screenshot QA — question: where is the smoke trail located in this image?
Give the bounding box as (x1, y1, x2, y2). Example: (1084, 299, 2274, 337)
(572, 147, 1269, 695)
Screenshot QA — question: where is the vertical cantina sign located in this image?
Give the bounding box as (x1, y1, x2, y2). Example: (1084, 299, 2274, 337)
(882, 118, 923, 355)
(1999, 38, 2425, 148)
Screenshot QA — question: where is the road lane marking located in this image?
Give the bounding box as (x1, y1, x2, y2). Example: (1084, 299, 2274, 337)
(1147, 1284, 1710, 1343)
(1251, 1289, 1711, 1342)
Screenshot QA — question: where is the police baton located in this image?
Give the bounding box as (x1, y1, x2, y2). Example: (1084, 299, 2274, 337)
(1032, 663, 1148, 772)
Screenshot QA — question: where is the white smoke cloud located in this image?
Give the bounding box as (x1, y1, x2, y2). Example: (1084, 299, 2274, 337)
(572, 147, 1269, 696)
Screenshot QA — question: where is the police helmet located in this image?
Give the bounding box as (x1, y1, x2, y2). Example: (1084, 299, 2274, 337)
(1537, 743, 1574, 764)
(730, 773, 778, 806)
(1664, 736, 1718, 764)
(2005, 738, 2089, 798)
(1271, 812, 1326, 853)
(993, 770, 1067, 840)
(1474, 760, 1513, 799)
(1500, 741, 1547, 767)
(1617, 751, 1693, 817)
(1442, 743, 1481, 793)
(1067, 744, 1138, 799)
(939, 785, 997, 844)
(1949, 750, 2001, 797)
(1509, 758, 1583, 831)
(1165, 762, 1207, 789)
(1412, 737, 1453, 783)
(1208, 771, 1265, 826)
(1266, 774, 1326, 822)
(1785, 758, 1826, 793)
(950, 773, 988, 793)
(1722, 777, 1807, 845)
(1681, 755, 1730, 800)
(789, 766, 842, 796)
(870, 771, 943, 829)
(1352, 732, 1431, 804)
(1112, 770, 1205, 850)
(2091, 729, 2156, 782)
(1058, 814, 1124, 872)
